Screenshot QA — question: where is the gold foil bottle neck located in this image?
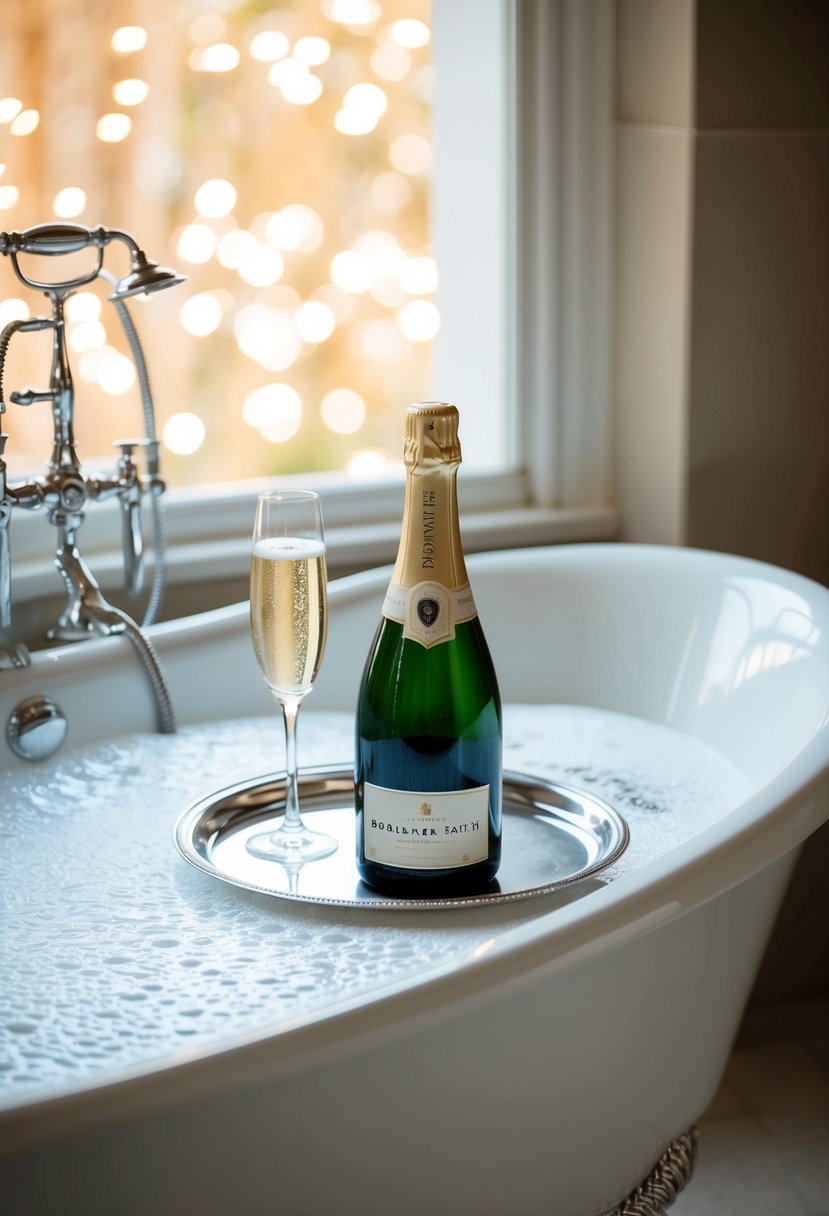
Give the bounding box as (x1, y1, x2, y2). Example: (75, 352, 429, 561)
(403, 402, 461, 468)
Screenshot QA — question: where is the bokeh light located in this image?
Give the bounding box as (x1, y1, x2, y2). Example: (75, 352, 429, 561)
(10, 109, 39, 136)
(96, 113, 131, 142)
(389, 132, 431, 174)
(242, 384, 302, 442)
(194, 178, 237, 218)
(249, 31, 290, 62)
(112, 26, 148, 53)
(0, 299, 29, 327)
(396, 298, 440, 342)
(180, 292, 224, 337)
(330, 250, 370, 293)
(295, 300, 336, 343)
(65, 293, 101, 323)
(325, 0, 382, 27)
(321, 388, 366, 434)
(189, 44, 240, 72)
(176, 224, 218, 264)
(234, 305, 301, 372)
(346, 447, 395, 477)
(265, 205, 324, 253)
(113, 79, 149, 105)
(164, 412, 206, 454)
(390, 19, 430, 48)
(4, 0, 433, 485)
(294, 37, 331, 66)
(53, 186, 87, 217)
(0, 98, 23, 123)
(96, 347, 136, 395)
(68, 320, 106, 353)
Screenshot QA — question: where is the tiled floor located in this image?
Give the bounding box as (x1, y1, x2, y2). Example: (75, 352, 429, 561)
(672, 1001, 829, 1216)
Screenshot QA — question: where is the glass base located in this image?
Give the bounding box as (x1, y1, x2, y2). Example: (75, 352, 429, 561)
(245, 823, 339, 863)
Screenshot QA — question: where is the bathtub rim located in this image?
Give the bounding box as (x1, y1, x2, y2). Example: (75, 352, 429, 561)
(2, 542, 828, 1147)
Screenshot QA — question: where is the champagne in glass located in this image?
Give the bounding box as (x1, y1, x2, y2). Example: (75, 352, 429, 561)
(246, 489, 337, 863)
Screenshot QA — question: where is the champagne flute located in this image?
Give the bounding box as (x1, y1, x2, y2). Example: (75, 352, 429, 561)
(246, 489, 338, 863)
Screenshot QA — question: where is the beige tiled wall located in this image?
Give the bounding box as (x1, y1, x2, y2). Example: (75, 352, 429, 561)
(687, 131, 829, 581)
(612, 0, 695, 547)
(613, 0, 829, 587)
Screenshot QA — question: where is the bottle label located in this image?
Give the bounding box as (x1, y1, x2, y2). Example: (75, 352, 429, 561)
(363, 783, 489, 870)
(382, 581, 477, 649)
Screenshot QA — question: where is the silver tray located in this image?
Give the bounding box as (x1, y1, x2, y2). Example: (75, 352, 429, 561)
(174, 767, 629, 911)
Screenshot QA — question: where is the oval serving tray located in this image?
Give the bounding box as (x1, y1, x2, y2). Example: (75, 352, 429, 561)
(174, 767, 629, 911)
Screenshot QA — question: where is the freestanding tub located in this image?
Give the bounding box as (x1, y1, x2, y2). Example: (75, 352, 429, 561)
(1, 544, 828, 1216)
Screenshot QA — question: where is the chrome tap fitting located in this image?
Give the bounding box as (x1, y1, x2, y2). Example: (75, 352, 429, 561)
(0, 222, 184, 732)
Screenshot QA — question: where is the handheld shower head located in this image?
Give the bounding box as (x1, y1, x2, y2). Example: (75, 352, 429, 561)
(109, 252, 186, 299)
(0, 223, 185, 299)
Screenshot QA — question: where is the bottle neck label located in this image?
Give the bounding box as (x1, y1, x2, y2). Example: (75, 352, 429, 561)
(382, 580, 477, 649)
(393, 467, 468, 589)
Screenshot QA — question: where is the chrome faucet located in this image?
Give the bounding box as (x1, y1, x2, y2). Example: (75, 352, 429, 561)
(0, 222, 185, 731)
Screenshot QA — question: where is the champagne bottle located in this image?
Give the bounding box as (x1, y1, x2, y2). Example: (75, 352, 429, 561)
(355, 402, 503, 897)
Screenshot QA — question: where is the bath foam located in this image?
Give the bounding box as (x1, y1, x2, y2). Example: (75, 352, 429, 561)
(0, 706, 752, 1106)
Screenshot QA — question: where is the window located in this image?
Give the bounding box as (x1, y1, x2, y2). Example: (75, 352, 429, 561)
(1, 0, 438, 485)
(2, 1, 618, 631)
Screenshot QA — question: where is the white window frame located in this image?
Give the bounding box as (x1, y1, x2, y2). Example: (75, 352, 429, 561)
(7, 0, 618, 614)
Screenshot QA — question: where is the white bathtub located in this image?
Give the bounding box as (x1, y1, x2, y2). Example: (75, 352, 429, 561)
(1, 544, 828, 1216)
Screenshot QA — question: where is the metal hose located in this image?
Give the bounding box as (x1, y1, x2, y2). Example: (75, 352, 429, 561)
(110, 605, 176, 734)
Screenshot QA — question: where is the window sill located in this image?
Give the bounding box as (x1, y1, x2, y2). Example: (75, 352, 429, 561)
(9, 499, 619, 626)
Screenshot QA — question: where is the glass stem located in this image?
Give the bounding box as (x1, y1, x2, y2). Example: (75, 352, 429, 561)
(280, 698, 302, 835)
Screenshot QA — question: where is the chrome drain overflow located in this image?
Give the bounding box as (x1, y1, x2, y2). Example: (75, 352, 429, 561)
(7, 696, 68, 761)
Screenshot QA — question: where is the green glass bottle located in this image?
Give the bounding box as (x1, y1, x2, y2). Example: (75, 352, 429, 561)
(355, 403, 503, 897)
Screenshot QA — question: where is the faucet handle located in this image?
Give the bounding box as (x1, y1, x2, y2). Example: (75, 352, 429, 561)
(10, 388, 55, 407)
(113, 440, 145, 599)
